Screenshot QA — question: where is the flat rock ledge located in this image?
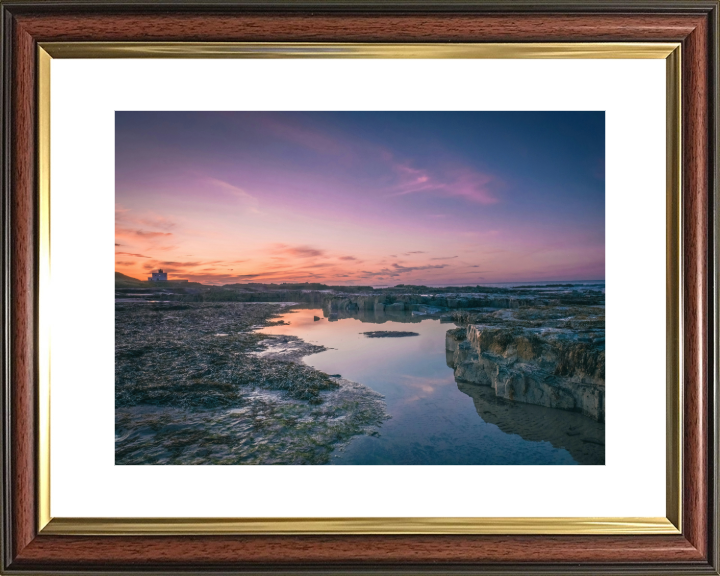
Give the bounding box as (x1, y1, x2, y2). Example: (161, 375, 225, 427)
(362, 331, 420, 338)
(446, 321, 605, 422)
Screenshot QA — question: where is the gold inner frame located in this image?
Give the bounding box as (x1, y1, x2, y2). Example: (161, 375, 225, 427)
(36, 41, 683, 536)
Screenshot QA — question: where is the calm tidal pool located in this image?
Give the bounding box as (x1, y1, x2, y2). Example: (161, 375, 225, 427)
(260, 307, 593, 465)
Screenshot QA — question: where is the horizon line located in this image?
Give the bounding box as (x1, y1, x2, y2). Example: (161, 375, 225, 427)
(117, 271, 605, 287)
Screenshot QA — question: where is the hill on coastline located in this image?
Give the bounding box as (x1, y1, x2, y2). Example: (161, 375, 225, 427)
(115, 271, 146, 288)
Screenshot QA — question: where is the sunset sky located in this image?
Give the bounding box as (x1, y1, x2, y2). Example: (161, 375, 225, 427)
(115, 111, 604, 286)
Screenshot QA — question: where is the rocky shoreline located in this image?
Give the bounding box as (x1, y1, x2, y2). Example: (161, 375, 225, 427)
(117, 280, 605, 431)
(115, 302, 388, 464)
(444, 297, 604, 422)
(301, 289, 603, 425)
(316, 287, 605, 423)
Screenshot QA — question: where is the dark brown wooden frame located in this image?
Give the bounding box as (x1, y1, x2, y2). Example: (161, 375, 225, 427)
(1, 1, 718, 573)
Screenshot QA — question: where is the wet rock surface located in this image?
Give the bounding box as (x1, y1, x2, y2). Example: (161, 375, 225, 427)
(115, 302, 388, 464)
(445, 294, 605, 422)
(362, 331, 420, 338)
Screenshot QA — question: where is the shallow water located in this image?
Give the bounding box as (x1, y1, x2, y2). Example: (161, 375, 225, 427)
(260, 307, 603, 465)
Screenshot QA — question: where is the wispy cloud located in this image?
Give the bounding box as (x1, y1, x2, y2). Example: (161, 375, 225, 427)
(359, 263, 449, 279)
(387, 162, 499, 205)
(271, 244, 326, 258)
(204, 177, 259, 206)
(391, 263, 448, 274)
(115, 251, 151, 258)
(156, 261, 203, 267)
(249, 115, 357, 162)
(116, 206, 178, 249)
(137, 215, 176, 231)
(116, 227, 173, 240)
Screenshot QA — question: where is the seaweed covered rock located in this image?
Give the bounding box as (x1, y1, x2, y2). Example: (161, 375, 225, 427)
(115, 302, 389, 464)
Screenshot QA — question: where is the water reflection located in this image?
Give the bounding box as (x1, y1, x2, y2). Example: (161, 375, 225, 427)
(260, 307, 604, 465)
(322, 305, 432, 324)
(455, 380, 604, 465)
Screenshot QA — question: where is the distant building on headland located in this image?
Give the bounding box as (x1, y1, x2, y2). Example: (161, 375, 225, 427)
(148, 269, 168, 282)
(146, 269, 188, 283)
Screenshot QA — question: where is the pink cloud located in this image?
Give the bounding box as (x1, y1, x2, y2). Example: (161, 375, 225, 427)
(270, 244, 326, 258)
(116, 251, 151, 258)
(137, 215, 176, 231)
(203, 177, 259, 206)
(247, 115, 357, 162)
(387, 163, 499, 205)
(115, 227, 173, 241)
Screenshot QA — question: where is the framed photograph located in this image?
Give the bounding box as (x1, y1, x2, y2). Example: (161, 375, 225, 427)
(1, 1, 717, 574)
